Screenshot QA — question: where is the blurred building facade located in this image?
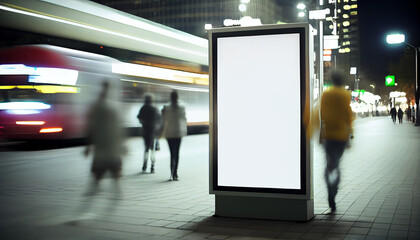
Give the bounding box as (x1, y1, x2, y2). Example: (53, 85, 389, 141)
(91, 0, 360, 89)
(90, 0, 291, 38)
(323, 0, 360, 89)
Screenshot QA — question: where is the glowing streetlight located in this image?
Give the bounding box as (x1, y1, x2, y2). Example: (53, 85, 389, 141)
(298, 12, 305, 18)
(204, 24, 212, 30)
(297, 3, 306, 10)
(386, 34, 405, 44)
(239, 4, 246, 12)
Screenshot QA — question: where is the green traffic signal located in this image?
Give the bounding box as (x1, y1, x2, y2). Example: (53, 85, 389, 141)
(385, 75, 395, 86)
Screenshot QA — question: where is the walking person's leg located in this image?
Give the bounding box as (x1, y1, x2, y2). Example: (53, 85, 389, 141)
(167, 138, 176, 180)
(324, 140, 346, 212)
(142, 130, 153, 172)
(150, 139, 156, 173)
(172, 138, 181, 180)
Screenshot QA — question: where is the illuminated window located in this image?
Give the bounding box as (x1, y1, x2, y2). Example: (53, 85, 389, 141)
(344, 0, 349, 2)
(343, 14, 349, 18)
(351, 0, 357, 1)
(339, 48, 346, 53)
(326, 17, 333, 21)
(351, 4, 358, 9)
(337, 9, 341, 13)
(343, 5, 351, 10)
(350, 11, 358, 15)
(344, 34, 350, 39)
(343, 21, 350, 27)
(343, 28, 349, 33)
(345, 48, 351, 53)
(329, 25, 334, 29)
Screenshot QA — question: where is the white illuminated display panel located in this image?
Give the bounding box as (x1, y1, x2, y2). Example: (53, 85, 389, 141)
(217, 33, 301, 190)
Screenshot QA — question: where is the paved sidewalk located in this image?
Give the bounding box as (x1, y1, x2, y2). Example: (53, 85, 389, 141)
(0, 116, 419, 239)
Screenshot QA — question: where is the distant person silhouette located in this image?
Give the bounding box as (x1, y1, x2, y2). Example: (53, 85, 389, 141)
(412, 106, 416, 122)
(320, 70, 353, 213)
(398, 107, 403, 124)
(137, 95, 161, 173)
(390, 106, 397, 124)
(161, 90, 187, 181)
(406, 107, 411, 122)
(84, 81, 125, 196)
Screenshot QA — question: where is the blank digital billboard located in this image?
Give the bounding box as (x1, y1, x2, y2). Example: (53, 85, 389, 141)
(211, 26, 307, 195)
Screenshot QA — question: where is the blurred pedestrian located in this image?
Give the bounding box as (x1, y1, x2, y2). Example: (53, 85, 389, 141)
(397, 107, 403, 124)
(406, 107, 411, 122)
(319, 70, 353, 213)
(137, 94, 161, 173)
(412, 106, 416, 122)
(84, 81, 125, 196)
(390, 106, 397, 124)
(161, 90, 187, 181)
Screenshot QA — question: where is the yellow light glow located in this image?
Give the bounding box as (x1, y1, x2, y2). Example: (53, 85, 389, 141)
(350, 11, 358, 15)
(343, 29, 349, 33)
(343, 5, 351, 10)
(39, 127, 63, 133)
(345, 48, 351, 53)
(112, 62, 209, 85)
(0, 85, 78, 93)
(343, 14, 349, 18)
(351, 4, 357, 9)
(343, 21, 350, 27)
(16, 121, 45, 125)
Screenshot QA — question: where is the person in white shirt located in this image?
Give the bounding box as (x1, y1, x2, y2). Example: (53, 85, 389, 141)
(161, 90, 187, 181)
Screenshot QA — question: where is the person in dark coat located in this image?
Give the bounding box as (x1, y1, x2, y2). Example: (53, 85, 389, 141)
(406, 107, 411, 122)
(137, 95, 161, 173)
(390, 106, 397, 124)
(397, 107, 403, 124)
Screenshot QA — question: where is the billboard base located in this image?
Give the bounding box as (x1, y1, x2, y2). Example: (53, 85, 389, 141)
(215, 195, 314, 221)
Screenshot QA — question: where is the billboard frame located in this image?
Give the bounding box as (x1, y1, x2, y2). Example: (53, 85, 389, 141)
(209, 23, 313, 201)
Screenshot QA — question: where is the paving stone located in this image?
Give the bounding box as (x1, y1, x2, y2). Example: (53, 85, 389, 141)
(388, 229, 408, 238)
(368, 228, 388, 237)
(348, 227, 370, 235)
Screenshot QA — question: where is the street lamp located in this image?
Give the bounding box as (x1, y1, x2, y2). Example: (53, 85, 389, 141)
(297, 3, 306, 10)
(386, 33, 420, 125)
(296, 3, 306, 21)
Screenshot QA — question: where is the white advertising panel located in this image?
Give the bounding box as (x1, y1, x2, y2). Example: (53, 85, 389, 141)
(210, 25, 310, 196)
(217, 34, 301, 189)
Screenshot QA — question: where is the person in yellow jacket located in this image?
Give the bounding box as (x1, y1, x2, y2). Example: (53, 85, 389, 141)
(319, 70, 353, 213)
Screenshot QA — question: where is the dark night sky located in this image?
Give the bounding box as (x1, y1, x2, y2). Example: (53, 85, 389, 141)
(358, 0, 420, 88)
